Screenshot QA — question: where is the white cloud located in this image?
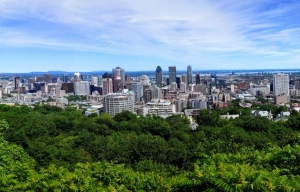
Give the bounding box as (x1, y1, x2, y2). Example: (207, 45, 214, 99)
(1, 0, 300, 69)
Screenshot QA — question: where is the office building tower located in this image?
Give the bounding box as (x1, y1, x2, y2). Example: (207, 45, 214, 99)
(98, 76, 103, 87)
(103, 93, 134, 116)
(189, 97, 207, 110)
(176, 77, 181, 88)
(153, 86, 162, 99)
(125, 75, 131, 81)
(52, 77, 58, 83)
(273, 73, 290, 104)
(290, 80, 300, 90)
(231, 84, 235, 93)
(34, 82, 45, 91)
(143, 88, 154, 103)
(61, 83, 74, 93)
(74, 81, 90, 95)
(170, 82, 177, 92)
(180, 82, 186, 93)
(44, 73, 52, 83)
(168, 66, 176, 85)
(132, 81, 143, 102)
(196, 73, 201, 84)
(140, 75, 151, 86)
(36, 76, 43, 82)
(175, 98, 188, 112)
(63, 74, 68, 83)
(112, 67, 125, 81)
(72, 72, 82, 82)
(28, 78, 35, 84)
(0, 88, 2, 100)
(112, 67, 125, 92)
(14, 77, 21, 89)
(102, 78, 113, 95)
(187, 65, 192, 85)
(156, 66, 163, 87)
(194, 84, 206, 95)
(210, 75, 217, 87)
(218, 79, 226, 88)
(181, 74, 188, 85)
(273, 73, 289, 96)
(91, 77, 98, 86)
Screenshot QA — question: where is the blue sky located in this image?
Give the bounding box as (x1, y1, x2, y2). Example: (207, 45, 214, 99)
(1, 0, 300, 72)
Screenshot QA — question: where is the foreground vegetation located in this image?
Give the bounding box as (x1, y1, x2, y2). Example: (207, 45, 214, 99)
(1, 103, 300, 191)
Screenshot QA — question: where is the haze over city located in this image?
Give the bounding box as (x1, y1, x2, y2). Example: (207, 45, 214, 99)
(1, 0, 300, 72)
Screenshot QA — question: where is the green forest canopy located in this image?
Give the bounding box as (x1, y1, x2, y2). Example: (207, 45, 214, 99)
(1, 103, 300, 191)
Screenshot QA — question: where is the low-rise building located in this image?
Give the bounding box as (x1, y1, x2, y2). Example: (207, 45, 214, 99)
(143, 99, 176, 118)
(251, 110, 273, 120)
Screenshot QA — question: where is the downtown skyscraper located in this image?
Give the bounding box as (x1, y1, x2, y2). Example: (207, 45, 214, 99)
(155, 66, 163, 87)
(112, 67, 125, 93)
(168, 66, 176, 85)
(187, 65, 192, 85)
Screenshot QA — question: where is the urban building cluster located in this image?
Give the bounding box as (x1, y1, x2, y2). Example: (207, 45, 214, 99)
(0, 67, 298, 122)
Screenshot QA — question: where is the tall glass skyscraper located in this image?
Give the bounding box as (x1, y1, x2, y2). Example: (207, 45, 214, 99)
(132, 81, 143, 102)
(196, 73, 201, 84)
(168, 66, 176, 85)
(187, 65, 192, 85)
(156, 66, 163, 87)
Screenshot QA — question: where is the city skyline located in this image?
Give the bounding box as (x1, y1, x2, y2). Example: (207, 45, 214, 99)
(1, 1, 300, 72)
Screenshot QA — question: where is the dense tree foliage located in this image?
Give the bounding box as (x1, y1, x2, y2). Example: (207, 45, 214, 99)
(1, 103, 300, 191)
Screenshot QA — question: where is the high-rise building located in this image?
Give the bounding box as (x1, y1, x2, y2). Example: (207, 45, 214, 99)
(290, 80, 300, 90)
(273, 73, 289, 96)
(180, 82, 186, 93)
(153, 86, 162, 99)
(170, 82, 177, 92)
(112, 67, 125, 81)
(103, 93, 134, 116)
(98, 76, 103, 87)
(168, 66, 176, 85)
(194, 84, 206, 95)
(181, 74, 188, 85)
(72, 72, 82, 82)
(112, 67, 125, 92)
(132, 81, 143, 102)
(273, 73, 290, 104)
(140, 75, 151, 86)
(102, 78, 113, 95)
(63, 74, 68, 83)
(14, 77, 21, 89)
(28, 78, 35, 84)
(143, 88, 154, 103)
(44, 73, 52, 83)
(187, 65, 192, 85)
(91, 77, 98, 86)
(74, 81, 90, 95)
(196, 73, 201, 84)
(34, 82, 45, 91)
(156, 66, 163, 87)
(176, 77, 181, 88)
(175, 98, 188, 112)
(52, 77, 58, 83)
(61, 83, 74, 93)
(189, 96, 207, 110)
(36, 76, 43, 82)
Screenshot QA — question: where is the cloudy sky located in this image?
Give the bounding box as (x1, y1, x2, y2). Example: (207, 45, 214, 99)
(0, 0, 300, 72)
